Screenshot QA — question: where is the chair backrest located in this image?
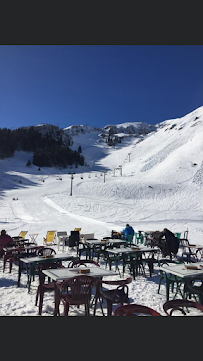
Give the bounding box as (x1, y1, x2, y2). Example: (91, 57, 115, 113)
(57, 231, 67, 238)
(60, 275, 96, 303)
(184, 276, 203, 304)
(45, 231, 57, 243)
(74, 228, 82, 234)
(163, 299, 203, 316)
(82, 233, 95, 241)
(68, 259, 100, 268)
(114, 304, 162, 316)
(37, 247, 56, 257)
(19, 231, 28, 238)
(38, 261, 64, 284)
(174, 232, 181, 239)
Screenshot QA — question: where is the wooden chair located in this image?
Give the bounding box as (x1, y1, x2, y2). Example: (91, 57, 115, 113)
(163, 299, 203, 316)
(114, 303, 162, 316)
(43, 231, 57, 246)
(55, 275, 97, 316)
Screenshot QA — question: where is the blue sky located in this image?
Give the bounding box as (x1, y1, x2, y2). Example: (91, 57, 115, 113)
(1, 45, 203, 129)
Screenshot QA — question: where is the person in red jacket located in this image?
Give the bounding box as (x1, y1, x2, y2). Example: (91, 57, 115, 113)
(0, 230, 14, 257)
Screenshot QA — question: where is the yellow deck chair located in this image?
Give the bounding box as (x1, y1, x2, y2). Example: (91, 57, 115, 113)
(43, 230, 57, 245)
(18, 231, 28, 239)
(74, 228, 82, 234)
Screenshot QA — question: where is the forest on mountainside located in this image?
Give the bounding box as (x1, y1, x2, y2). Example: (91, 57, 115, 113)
(0, 126, 84, 168)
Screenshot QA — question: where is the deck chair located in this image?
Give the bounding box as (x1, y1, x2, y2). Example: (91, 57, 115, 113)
(43, 231, 57, 246)
(18, 231, 28, 239)
(74, 228, 82, 234)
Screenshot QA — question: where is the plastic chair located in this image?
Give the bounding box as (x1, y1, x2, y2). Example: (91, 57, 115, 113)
(55, 275, 97, 316)
(37, 247, 56, 257)
(183, 276, 203, 305)
(158, 259, 184, 300)
(135, 231, 144, 245)
(174, 232, 181, 239)
(35, 261, 65, 315)
(93, 277, 132, 316)
(68, 259, 100, 268)
(43, 231, 57, 246)
(3, 248, 21, 273)
(163, 299, 203, 316)
(114, 303, 162, 316)
(122, 252, 146, 279)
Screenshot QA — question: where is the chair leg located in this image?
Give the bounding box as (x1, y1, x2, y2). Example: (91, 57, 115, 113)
(107, 300, 113, 316)
(35, 286, 40, 306)
(38, 288, 45, 315)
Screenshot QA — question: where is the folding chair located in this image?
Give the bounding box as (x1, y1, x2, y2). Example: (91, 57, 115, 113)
(43, 231, 57, 246)
(18, 231, 28, 239)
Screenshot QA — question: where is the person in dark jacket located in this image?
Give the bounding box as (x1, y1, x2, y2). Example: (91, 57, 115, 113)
(0, 230, 14, 257)
(158, 228, 179, 259)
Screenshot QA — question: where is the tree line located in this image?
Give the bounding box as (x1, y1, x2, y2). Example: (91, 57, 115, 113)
(0, 126, 84, 168)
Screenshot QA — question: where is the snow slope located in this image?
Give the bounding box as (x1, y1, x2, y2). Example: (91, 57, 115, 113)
(0, 106, 203, 315)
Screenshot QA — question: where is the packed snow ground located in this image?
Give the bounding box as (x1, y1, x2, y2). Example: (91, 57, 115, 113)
(1, 106, 203, 316)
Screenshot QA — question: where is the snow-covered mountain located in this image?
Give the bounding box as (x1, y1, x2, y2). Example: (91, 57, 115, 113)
(0, 106, 203, 316)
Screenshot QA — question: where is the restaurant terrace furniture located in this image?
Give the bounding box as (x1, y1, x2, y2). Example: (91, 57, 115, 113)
(93, 277, 132, 316)
(42, 266, 118, 316)
(157, 259, 184, 300)
(106, 246, 160, 278)
(29, 233, 38, 245)
(37, 247, 56, 257)
(158, 261, 203, 301)
(55, 275, 97, 316)
(68, 259, 100, 268)
(163, 299, 203, 316)
(35, 261, 65, 315)
(43, 231, 57, 246)
(3, 245, 44, 273)
(114, 303, 162, 316)
(183, 276, 203, 305)
(18, 253, 76, 292)
(67, 231, 80, 247)
(57, 231, 68, 251)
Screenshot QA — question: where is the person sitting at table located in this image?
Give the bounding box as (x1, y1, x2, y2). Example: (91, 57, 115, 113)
(0, 230, 14, 258)
(121, 224, 135, 241)
(158, 228, 180, 259)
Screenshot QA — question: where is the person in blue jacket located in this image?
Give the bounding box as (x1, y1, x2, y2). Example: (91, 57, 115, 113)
(122, 224, 135, 241)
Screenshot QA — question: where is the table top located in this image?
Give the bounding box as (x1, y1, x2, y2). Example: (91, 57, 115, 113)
(19, 253, 75, 264)
(159, 262, 203, 278)
(42, 266, 118, 281)
(107, 246, 159, 255)
(85, 239, 127, 245)
(186, 245, 203, 250)
(3, 245, 43, 252)
(29, 233, 38, 236)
